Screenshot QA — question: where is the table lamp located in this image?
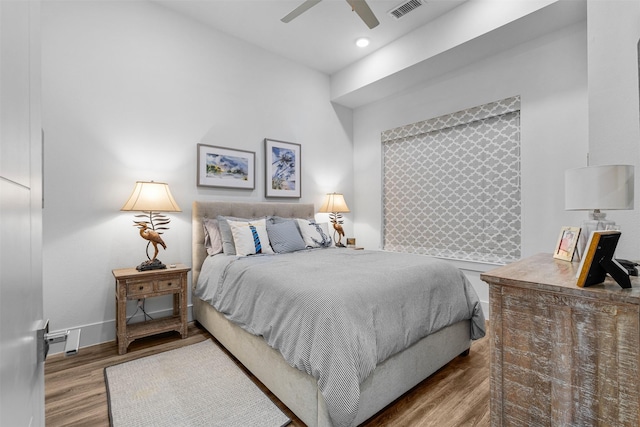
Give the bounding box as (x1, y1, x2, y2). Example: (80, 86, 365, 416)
(121, 181, 181, 271)
(565, 164, 634, 259)
(318, 193, 350, 247)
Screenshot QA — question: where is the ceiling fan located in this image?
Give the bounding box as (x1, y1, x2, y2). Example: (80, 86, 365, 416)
(281, 0, 380, 29)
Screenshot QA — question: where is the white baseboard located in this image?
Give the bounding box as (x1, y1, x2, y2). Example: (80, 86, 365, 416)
(47, 304, 194, 356)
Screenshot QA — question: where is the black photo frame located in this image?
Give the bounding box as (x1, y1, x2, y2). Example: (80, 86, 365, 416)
(575, 230, 630, 289)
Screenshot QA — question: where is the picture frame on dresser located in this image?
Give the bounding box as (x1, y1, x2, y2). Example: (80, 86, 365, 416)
(264, 138, 301, 198)
(197, 143, 255, 189)
(575, 230, 630, 288)
(553, 226, 581, 261)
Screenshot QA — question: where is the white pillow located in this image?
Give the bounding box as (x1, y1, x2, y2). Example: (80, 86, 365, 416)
(228, 219, 274, 256)
(296, 219, 332, 248)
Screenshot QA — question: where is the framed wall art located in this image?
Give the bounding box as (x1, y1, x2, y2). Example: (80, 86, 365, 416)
(264, 138, 301, 198)
(197, 144, 255, 189)
(553, 226, 581, 261)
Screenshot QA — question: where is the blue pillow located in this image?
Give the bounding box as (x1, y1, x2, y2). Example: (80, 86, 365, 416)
(266, 220, 306, 253)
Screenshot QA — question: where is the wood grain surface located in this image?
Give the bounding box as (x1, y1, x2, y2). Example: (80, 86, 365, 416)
(483, 253, 640, 427)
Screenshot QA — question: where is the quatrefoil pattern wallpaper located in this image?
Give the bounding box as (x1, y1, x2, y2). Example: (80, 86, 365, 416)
(382, 96, 521, 264)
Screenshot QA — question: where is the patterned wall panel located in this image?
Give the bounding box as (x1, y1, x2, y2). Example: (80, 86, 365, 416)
(382, 97, 521, 264)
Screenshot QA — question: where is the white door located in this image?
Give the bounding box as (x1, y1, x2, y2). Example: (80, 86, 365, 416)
(0, 1, 44, 426)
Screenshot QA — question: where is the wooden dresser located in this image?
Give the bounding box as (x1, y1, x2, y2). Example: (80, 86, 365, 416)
(481, 253, 640, 426)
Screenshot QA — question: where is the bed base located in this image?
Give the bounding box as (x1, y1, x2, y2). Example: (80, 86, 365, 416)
(191, 201, 472, 426)
(194, 298, 470, 427)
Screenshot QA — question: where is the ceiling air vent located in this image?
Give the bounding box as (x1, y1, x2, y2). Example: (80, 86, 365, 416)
(388, 0, 424, 20)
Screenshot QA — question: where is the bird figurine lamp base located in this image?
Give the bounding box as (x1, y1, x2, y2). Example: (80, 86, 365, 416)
(132, 212, 171, 271)
(136, 258, 166, 271)
(329, 212, 346, 247)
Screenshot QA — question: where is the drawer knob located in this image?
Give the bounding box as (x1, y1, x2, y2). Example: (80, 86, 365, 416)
(167, 282, 172, 286)
(139, 286, 144, 290)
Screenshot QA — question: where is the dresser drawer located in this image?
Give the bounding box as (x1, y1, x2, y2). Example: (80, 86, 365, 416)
(157, 276, 181, 292)
(126, 280, 153, 296)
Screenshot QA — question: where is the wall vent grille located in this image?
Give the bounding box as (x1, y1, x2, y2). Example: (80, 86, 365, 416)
(388, 0, 423, 19)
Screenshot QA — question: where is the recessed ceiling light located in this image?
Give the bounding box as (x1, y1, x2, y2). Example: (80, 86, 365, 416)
(355, 37, 370, 48)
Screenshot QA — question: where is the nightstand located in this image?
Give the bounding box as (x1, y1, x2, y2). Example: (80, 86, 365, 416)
(112, 264, 191, 354)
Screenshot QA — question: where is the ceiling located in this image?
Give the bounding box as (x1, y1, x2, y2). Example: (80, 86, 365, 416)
(155, 0, 467, 75)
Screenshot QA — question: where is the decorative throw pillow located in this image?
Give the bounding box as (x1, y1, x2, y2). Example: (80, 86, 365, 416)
(228, 219, 274, 256)
(266, 220, 306, 253)
(266, 216, 285, 224)
(203, 218, 223, 256)
(296, 219, 332, 248)
(217, 215, 251, 255)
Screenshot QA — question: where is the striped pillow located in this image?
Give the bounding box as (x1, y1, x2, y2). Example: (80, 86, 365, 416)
(228, 219, 274, 256)
(266, 220, 306, 253)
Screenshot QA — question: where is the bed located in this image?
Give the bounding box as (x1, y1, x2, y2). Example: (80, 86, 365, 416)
(191, 201, 485, 427)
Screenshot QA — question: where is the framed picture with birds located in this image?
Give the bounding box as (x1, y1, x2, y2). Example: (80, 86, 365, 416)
(265, 138, 301, 198)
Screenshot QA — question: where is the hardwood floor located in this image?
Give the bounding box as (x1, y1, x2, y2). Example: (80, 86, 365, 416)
(45, 322, 489, 426)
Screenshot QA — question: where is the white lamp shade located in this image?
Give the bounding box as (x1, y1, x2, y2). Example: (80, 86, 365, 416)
(318, 193, 350, 213)
(565, 165, 634, 211)
(121, 181, 181, 212)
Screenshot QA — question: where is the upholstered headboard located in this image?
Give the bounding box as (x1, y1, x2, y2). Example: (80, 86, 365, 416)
(191, 201, 315, 288)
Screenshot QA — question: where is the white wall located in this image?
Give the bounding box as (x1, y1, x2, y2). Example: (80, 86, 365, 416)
(587, 0, 640, 258)
(41, 0, 353, 350)
(352, 20, 590, 312)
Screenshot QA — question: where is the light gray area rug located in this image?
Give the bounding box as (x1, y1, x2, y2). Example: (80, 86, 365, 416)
(105, 340, 290, 427)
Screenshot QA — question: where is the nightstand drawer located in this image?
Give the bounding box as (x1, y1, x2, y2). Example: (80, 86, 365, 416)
(157, 277, 181, 292)
(127, 280, 153, 296)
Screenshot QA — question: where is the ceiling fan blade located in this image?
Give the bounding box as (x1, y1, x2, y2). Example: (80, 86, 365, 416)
(345, 0, 379, 29)
(281, 0, 323, 23)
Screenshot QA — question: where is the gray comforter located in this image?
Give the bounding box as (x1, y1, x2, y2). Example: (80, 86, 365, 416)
(195, 248, 485, 427)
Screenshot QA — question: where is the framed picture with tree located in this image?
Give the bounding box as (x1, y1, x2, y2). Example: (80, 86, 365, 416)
(264, 138, 301, 198)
